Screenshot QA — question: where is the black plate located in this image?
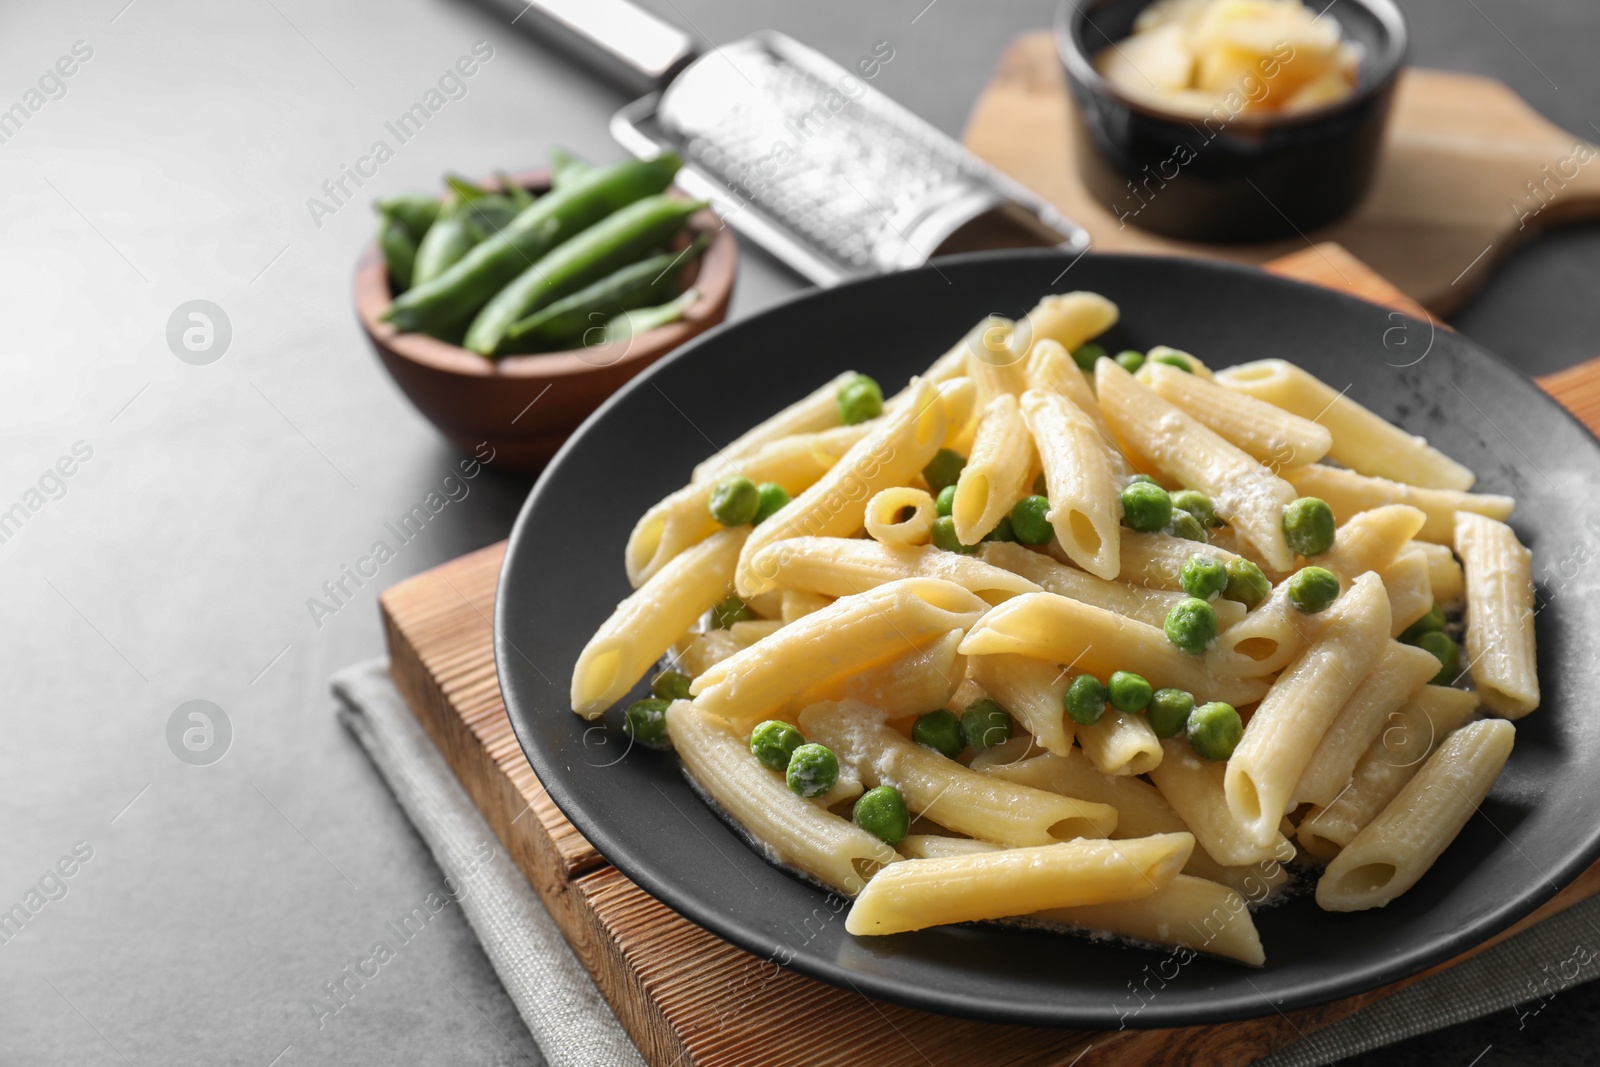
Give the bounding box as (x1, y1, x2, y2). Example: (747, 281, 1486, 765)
(497, 251, 1600, 1028)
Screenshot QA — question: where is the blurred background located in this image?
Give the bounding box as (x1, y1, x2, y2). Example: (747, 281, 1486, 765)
(2, 1, 1597, 1063)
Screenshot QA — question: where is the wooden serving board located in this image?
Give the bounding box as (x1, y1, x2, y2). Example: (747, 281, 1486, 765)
(962, 34, 1600, 315)
(379, 246, 1600, 1065)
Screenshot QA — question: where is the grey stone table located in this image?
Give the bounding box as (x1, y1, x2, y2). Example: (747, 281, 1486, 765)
(1, 1, 1595, 1064)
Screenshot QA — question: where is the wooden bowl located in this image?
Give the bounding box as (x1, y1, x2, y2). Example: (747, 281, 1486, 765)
(355, 170, 737, 474)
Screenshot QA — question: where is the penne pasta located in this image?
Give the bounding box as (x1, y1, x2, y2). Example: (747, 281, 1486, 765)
(1148, 740, 1297, 867)
(780, 588, 832, 622)
(896, 835, 999, 860)
(1021, 388, 1123, 579)
(689, 578, 988, 724)
(1077, 710, 1163, 777)
(864, 487, 937, 546)
(1025, 340, 1137, 479)
(670, 628, 744, 676)
(959, 591, 1271, 707)
(1456, 512, 1540, 718)
(954, 394, 1034, 544)
(736, 377, 948, 597)
(1285, 464, 1513, 545)
(1097, 358, 1298, 571)
(964, 320, 1029, 404)
(801, 631, 966, 720)
(800, 701, 1118, 846)
(1140, 361, 1332, 469)
(572, 527, 748, 718)
(1104, 528, 1240, 592)
(1216, 359, 1475, 490)
(1037, 873, 1265, 967)
(966, 653, 1074, 757)
(667, 702, 901, 895)
(845, 834, 1193, 936)
(1225, 573, 1391, 847)
(691, 370, 856, 481)
(1418, 541, 1465, 602)
(1378, 544, 1434, 637)
(747, 537, 1038, 605)
(1295, 685, 1480, 861)
(1013, 291, 1119, 356)
(1317, 719, 1514, 911)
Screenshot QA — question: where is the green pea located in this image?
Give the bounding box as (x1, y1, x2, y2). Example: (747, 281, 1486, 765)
(983, 515, 1017, 543)
(709, 475, 760, 526)
(912, 709, 964, 758)
(1170, 490, 1218, 528)
(1146, 688, 1194, 739)
(1114, 350, 1145, 373)
(1165, 597, 1218, 654)
(1168, 508, 1207, 542)
(1187, 701, 1243, 761)
(749, 719, 805, 771)
(1108, 670, 1153, 713)
(1149, 347, 1193, 373)
(931, 516, 977, 555)
(1286, 566, 1340, 614)
(961, 697, 1013, 751)
(935, 484, 957, 517)
(710, 595, 755, 629)
(650, 670, 692, 702)
(1071, 342, 1107, 370)
(922, 448, 967, 493)
(1011, 495, 1053, 545)
(838, 375, 883, 425)
(1282, 497, 1336, 556)
(852, 785, 910, 845)
(1414, 631, 1460, 684)
(1121, 481, 1173, 533)
(1180, 554, 1229, 600)
(1064, 674, 1107, 726)
(751, 483, 790, 526)
(1399, 603, 1446, 643)
(1033, 471, 1048, 496)
(623, 698, 671, 750)
(786, 743, 839, 798)
(1223, 558, 1271, 609)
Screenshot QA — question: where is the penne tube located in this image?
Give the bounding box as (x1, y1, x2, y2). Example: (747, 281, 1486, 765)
(1021, 388, 1122, 579)
(747, 537, 1038, 605)
(1418, 541, 1465, 603)
(1295, 685, 1480, 860)
(1216, 359, 1475, 490)
(1096, 358, 1298, 571)
(670, 628, 743, 677)
(728, 618, 785, 644)
(780, 588, 832, 622)
(896, 835, 999, 860)
(1291, 641, 1443, 808)
(986, 751, 1287, 897)
(1226, 573, 1391, 847)
(935, 377, 981, 451)
(1012, 291, 1119, 356)
(736, 377, 948, 596)
(845, 834, 1193, 936)
(1025, 340, 1137, 479)
(667, 702, 900, 895)
(691, 370, 855, 481)
(979, 542, 1244, 632)
(1456, 513, 1540, 718)
(1103, 529, 1240, 592)
(953, 394, 1035, 544)
(1037, 873, 1266, 967)
(963, 320, 1029, 404)
(1284, 464, 1513, 545)
(801, 630, 966, 719)
(689, 578, 988, 724)
(958, 591, 1271, 707)
(800, 701, 1118, 847)
(1317, 719, 1514, 911)
(627, 424, 867, 587)
(967, 653, 1074, 756)
(1077, 710, 1163, 776)
(1379, 544, 1434, 637)
(1148, 739, 1298, 867)
(865, 487, 937, 546)
(571, 527, 748, 718)
(1140, 361, 1332, 469)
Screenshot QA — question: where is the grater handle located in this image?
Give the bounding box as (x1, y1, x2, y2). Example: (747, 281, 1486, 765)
(508, 0, 699, 97)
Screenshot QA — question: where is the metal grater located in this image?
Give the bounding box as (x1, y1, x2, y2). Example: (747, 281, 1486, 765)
(502, 1, 1088, 287)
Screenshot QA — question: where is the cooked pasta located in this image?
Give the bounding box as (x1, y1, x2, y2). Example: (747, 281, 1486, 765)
(953, 394, 1034, 544)
(864, 487, 937, 546)
(1021, 388, 1122, 579)
(1284, 464, 1513, 545)
(1456, 512, 1540, 717)
(1140, 361, 1332, 469)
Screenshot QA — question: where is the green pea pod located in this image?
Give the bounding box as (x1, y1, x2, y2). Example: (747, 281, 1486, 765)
(497, 171, 535, 209)
(457, 196, 520, 241)
(465, 195, 708, 355)
(411, 202, 476, 287)
(376, 193, 440, 239)
(504, 234, 711, 350)
(550, 148, 588, 187)
(384, 153, 681, 335)
(378, 212, 419, 292)
(597, 286, 700, 347)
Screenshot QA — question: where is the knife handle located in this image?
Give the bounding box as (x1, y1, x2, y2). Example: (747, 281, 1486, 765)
(508, 0, 699, 97)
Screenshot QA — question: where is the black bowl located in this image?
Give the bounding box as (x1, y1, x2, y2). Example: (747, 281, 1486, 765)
(1058, 0, 1408, 242)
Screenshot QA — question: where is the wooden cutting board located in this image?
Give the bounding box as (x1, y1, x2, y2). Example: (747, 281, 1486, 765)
(962, 33, 1600, 315)
(378, 245, 1600, 1066)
